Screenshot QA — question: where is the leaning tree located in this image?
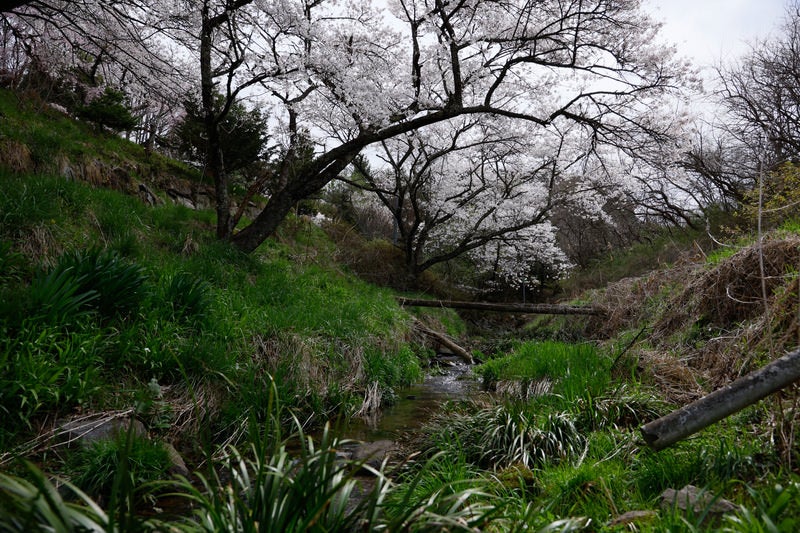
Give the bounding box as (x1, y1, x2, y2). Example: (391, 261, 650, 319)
(215, 0, 694, 253)
(6, 0, 694, 254)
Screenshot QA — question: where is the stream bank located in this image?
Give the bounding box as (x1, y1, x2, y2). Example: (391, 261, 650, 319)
(333, 355, 479, 465)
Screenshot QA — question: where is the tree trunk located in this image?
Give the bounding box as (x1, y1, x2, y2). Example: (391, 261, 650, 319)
(397, 298, 605, 316)
(230, 186, 298, 253)
(231, 148, 360, 253)
(411, 318, 474, 364)
(640, 348, 800, 450)
(200, 3, 232, 239)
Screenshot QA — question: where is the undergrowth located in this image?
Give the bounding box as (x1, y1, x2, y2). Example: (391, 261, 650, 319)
(0, 171, 421, 456)
(3, 87, 800, 530)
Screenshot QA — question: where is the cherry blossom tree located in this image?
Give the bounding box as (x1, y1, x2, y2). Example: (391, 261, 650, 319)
(188, 0, 694, 253)
(5, 0, 694, 255)
(345, 116, 580, 286)
(1, 0, 187, 134)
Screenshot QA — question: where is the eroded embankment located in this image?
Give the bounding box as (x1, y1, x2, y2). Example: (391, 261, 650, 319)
(587, 234, 800, 405)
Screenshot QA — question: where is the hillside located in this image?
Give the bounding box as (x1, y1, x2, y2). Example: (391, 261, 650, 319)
(3, 89, 800, 531)
(0, 88, 428, 460)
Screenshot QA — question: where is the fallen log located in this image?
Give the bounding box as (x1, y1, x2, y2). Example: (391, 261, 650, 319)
(641, 348, 800, 450)
(411, 318, 475, 364)
(397, 297, 604, 316)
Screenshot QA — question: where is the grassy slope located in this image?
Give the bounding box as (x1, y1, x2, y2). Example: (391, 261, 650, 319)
(3, 88, 800, 530)
(0, 89, 424, 463)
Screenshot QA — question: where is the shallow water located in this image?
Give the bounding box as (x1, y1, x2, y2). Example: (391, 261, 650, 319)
(341, 357, 480, 442)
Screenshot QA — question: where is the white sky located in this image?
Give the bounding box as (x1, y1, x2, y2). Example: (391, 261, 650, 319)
(644, 0, 789, 69)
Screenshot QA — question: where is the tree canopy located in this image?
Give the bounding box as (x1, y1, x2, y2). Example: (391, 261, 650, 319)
(3, 0, 699, 273)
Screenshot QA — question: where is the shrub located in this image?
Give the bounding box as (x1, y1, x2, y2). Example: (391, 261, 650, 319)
(77, 88, 138, 132)
(724, 481, 800, 532)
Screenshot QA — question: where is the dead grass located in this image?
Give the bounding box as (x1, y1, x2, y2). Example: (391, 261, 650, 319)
(252, 333, 368, 406)
(17, 223, 61, 269)
(678, 237, 800, 328)
(0, 140, 34, 173)
(589, 234, 800, 403)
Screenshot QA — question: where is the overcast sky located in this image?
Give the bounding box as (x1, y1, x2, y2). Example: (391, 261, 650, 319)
(644, 0, 789, 69)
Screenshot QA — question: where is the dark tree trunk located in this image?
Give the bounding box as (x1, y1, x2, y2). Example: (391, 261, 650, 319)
(231, 148, 361, 252)
(230, 186, 297, 253)
(200, 2, 232, 239)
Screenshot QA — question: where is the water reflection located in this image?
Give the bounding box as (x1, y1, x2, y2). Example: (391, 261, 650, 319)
(341, 357, 479, 442)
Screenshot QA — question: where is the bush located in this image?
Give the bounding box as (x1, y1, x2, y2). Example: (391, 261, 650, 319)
(77, 88, 138, 132)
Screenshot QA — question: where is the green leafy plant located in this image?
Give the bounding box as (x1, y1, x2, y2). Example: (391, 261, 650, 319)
(0, 461, 110, 532)
(162, 271, 211, 323)
(429, 401, 585, 471)
(54, 248, 148, 319)
(723, 481, 800, 532)
(381, 452, 500, 532)
(576, 383, 668, 431)
(165, 380, 390, 533)
(0, 324, 102, 432)
(26, 267, 98, 325)
(68, 434, 171, 502)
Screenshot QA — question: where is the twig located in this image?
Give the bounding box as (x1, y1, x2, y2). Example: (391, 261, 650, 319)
(609, 325, 648, 371)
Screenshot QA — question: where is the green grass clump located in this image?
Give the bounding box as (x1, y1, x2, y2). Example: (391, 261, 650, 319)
(50, 248, 148, 319)
(0, 462, 111, 531)
(427, 401, 585, 471)
(68, 434, 172, 502)
(477, 341, 611, 405)
(0, 323, 103, 434)
(157, 271, 211, 324)
(0, 170, 90, 236)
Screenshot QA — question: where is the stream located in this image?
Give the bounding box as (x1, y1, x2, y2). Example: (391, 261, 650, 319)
(340, 355, 480, 443)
